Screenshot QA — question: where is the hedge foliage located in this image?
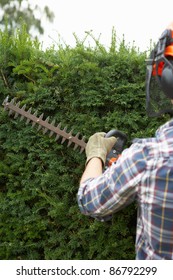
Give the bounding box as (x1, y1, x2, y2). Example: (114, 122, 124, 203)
(0, 26, 169, 260)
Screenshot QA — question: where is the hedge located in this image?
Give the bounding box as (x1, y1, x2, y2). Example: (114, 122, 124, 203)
(0, 26, 169, 260)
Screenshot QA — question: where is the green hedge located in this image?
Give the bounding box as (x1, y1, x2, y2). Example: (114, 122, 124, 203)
(0, 26, 169, 260)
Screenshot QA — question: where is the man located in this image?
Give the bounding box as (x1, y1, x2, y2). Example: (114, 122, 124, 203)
(77, 23, 173, 260)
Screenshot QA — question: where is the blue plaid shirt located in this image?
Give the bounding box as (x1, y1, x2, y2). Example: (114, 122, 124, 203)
(77, 119, 173, 259)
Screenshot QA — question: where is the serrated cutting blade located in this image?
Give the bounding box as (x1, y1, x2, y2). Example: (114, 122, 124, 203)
(2, 96, 87, 153)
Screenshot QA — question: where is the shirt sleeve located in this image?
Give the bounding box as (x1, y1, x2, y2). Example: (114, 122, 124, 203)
(77, 143, 148, 220)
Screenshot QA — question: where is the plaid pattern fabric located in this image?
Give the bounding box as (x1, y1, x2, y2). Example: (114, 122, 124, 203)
(77, 119, 173, 259)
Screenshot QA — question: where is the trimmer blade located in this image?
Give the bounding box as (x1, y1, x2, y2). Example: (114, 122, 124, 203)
(2, 96, 87, 153)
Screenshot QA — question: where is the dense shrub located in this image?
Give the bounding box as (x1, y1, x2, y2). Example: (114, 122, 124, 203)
(0, 26, 169, 260)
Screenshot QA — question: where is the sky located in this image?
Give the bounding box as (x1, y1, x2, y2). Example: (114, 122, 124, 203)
(29, 0, 173, 52)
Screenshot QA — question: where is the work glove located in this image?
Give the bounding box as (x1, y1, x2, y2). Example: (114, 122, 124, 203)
(85, 132, 117, 166)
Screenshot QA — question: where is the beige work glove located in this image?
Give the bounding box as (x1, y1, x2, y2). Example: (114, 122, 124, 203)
(85, 132, 117, 166)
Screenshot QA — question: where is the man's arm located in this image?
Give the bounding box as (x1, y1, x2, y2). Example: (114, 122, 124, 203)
(78, 144, 142, 219)
(78, 132, 117, 220)
(80, 157, 103, 184)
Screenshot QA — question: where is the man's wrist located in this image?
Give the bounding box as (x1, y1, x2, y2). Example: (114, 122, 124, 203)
(86, 155, 104, 166)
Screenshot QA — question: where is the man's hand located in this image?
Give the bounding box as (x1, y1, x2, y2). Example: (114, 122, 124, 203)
(85, 132, 117, 166)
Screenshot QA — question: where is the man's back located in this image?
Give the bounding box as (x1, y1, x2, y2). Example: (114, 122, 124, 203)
(136, 119, 173, 259)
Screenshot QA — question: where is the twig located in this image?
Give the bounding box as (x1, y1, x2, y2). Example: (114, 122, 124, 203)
(0, 69, 9, 88)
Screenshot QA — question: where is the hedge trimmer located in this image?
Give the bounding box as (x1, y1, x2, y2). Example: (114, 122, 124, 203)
(2, 96, 127, 167)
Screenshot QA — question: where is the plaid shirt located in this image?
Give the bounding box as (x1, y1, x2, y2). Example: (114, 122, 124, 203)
(77, 119, 173, 259)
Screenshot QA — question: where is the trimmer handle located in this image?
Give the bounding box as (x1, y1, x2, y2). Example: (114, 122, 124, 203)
(105, 129, 127, 168)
